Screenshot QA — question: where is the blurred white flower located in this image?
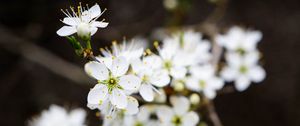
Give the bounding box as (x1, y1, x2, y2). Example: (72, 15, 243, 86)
(29, 105, 86, 126)
(156, 96, 199, 126)
(85, 57, 141, 110)
(153, 88, 167, 103)
(186, 64, 224, 99)
(220, 51, 266, 91)
(96, 96, 139, 124)
(216, 26, 262, 54)
(132, 55, 170, 102)
(163, 0, 178, 10)
(124, 105, 160, 126)
(100, 40, 144, 65)
(57, 3, 108, 38)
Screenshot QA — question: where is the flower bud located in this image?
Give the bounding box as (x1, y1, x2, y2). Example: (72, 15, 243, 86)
(189, 93, 200, 105)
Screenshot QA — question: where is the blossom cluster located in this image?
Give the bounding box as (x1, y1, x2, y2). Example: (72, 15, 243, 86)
(29, 3, 267, 126)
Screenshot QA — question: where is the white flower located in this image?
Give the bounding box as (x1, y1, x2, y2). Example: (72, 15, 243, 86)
(99, 96, 139, 126)
(85, 56, 141, 110)
(186, 64, 224, 99)
(29, 105, 86, 126)
(131, 55, 170, 102)
(57, 3, 108, 38)
(220, 51, 266, 91)
(179, 30, 212, 64)
(156, 36, 187, 79)
(100, 40, 145, 64)
(216, 26, 262, 54)
(156, 96, 199, 126)
(155, 30, 212, 79)
(124, 105, 160, 126)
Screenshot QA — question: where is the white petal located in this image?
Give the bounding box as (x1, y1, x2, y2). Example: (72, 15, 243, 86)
(235, 76, 251, 91)
(208, 77, 224, 90)
(96, 56, 113, 70)
(111, 56, 129, 77)
(156, 105, 174, 123)
(244, 51, 260, 66)
(87, 84, 108, 105)
(124, 96, 139, 115)
(150, 70, 170, 87)
(170, 96, 190, 115)
(249, 66, 266, 83)
(170, 67, 187, 79)
(182, 111, 200, 126)
(90, 27, 98, 36)
(204, 89, 217, 99)
(84, 61, 109, 81)
(139, 84, 155, 102)
(143, 55, 163, 69)
(62, 17, 79, 26)
(56, 26, 77, 36)
(119, 75, 141, 91)
(131, 58, 144, 73)
(89, 4, 101, 19)
(109, 89, 128, 109)
(69, 108, 86, 125)
(220, 66, 238, 82)
(92, 21, 109, 28)
(185, 77, 201, 91)
(225, 52, 242, 68)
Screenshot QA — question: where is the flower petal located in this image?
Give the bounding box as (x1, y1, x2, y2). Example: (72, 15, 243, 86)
(182, 111, 200, 126)
(235, 76, 251, 91)
(249, 66, 266, 83)
(124, 96, 139, 115)
(84, 61, 109, 81)
(56, 26, 77, 36)
(89, 4, 101, 19)
(220, 66, 238, 82)
(90, 27, 98, 36)
(87, 84, 108, 105)
(156, 105, 174, 123)
(170, 67, 187, 79)
(150, 70, 170, 87)
(139, 84, 155, 102)
(185, 77, 201, 91)
(92, 21, 109, 28)
(170, 96, 190, 116)
(109, 89, 127, 109)
(69, 108, 86, 125)
(119, 75, 141, 91)
(62, 17, 79, 26)
(111, 56, 129, 77)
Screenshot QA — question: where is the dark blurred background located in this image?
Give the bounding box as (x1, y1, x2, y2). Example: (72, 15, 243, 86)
(0, 0, 299, 126)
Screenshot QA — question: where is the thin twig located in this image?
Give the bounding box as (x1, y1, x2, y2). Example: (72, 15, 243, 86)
(0, 25, 92, 85)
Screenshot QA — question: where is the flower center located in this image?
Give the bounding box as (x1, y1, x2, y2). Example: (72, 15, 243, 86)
(104, 77, 122, 93)
(164, 60, 172, 71)
(199, 80, 206, 89)
(236, 47, 246, 55)
(239, 65, 248, 74)
(77, 22, 91, 39)
(134, 122, 143, 126)
(172, 115, 182, 125)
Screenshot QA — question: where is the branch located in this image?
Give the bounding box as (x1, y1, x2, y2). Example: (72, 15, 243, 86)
(0, 25, 92, 85)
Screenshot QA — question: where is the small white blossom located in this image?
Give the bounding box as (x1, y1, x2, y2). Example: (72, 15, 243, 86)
(132, 55, 170, 102)
(220, 51, 266, 91)
(85, 56, 141, 110)
(186, 64, 224, 99)
(29, 105, 86, 126)
(100, 40, 145, 66)
(155, 30, 212, 79)
(156, 96, 199, 126)
(216, 26, 262, 54)
(57, 3, 108, 38)
(99, 96, 139, 125)
(124, 105, 160, 126)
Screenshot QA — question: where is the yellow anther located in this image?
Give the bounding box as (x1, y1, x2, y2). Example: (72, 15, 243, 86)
(146, 49, 152, 55)
(112, 40, 117, 45)
(153, 41, 159, 48)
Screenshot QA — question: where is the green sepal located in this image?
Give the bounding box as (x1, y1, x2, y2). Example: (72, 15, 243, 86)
(66, 36, 82, 50)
